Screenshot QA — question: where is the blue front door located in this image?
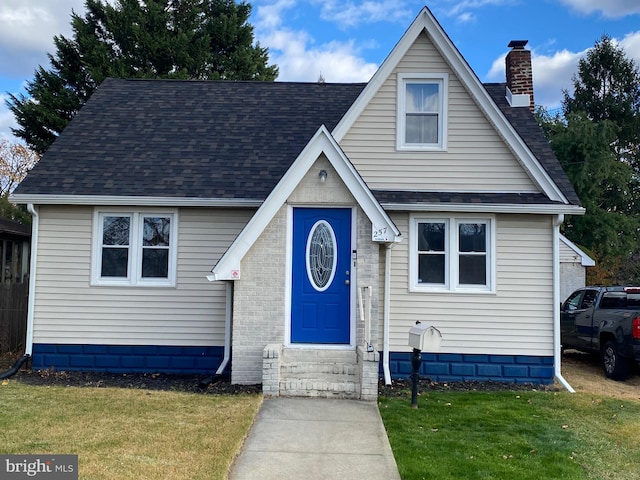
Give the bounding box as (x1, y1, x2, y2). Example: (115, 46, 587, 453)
(291, 208, 351, 344)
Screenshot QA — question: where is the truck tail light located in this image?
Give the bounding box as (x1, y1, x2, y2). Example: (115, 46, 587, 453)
(634, 317, 640, 339)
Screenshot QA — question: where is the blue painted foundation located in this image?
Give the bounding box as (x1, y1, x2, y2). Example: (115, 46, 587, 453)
(31, 344, 227, 375)
(384, 352, 555, 384)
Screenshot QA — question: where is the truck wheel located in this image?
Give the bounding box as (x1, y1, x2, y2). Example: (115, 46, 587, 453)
(602, 341, 629, 381)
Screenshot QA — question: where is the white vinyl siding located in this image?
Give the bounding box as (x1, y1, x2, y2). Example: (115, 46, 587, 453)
(383, 212, 554, 356)
(32, 206, 254, 346)
(340, 32, 538, 193)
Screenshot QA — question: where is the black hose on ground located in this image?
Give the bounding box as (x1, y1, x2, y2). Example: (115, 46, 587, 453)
(0, 354, 30, 380)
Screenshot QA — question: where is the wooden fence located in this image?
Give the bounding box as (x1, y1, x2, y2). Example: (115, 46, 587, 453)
(0, 282, 28, 354)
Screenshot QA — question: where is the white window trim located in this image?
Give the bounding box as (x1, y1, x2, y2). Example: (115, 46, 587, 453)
(397, 73, 448, 151)
(91, 208, 178, 287)
(409, 214, 495, 294)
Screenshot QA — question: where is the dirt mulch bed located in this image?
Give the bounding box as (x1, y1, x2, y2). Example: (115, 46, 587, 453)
(6, 367, 261, 395)
(3, 350, 639, 399)
(378, 378, 557, 398)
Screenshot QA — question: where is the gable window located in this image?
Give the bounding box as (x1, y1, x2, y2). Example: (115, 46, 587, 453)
(92, 210, 177, 286)
(397, 73, 448, 151)
(410, 215, 494, 293)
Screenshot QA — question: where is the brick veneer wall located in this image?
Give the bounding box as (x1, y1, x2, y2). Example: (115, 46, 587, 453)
(231, 155, 382, 386)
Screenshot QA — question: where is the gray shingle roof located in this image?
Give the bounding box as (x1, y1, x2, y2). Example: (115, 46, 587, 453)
(372, 191, 561, 206)
(15, 78, 366, 200)
(484, 83, 580, 205)
(15, 78, 579, 207)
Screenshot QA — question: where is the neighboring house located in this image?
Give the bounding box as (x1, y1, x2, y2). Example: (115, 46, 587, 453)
(11, 8, 583, 399)
(559, 234, 595, 302)
(0, 217, 30, 353)
(0, 217, 30, 285)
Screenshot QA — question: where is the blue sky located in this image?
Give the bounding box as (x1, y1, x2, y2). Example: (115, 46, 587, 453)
(1, 0, 640, 143)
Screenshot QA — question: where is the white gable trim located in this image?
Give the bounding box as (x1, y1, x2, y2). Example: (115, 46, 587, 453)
(560, 234, 595, 267)
(331, 6, 569, 204)
(209, 126, 401, 281)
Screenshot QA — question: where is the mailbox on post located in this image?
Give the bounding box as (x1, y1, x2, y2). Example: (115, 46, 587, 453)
(408, 323, 442, 352)
(407, 322, 442, 409)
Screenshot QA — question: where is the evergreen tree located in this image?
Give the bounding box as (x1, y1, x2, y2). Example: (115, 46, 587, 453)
(6, 0, 278, 154)
(539, 35, 640, 283)
(563, 34, 640, 168)
(540, 110, 639, 256)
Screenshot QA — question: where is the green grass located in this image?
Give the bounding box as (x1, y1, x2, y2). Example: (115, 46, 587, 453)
(379, 390, 640, 480)
(0, 381, 261, 480)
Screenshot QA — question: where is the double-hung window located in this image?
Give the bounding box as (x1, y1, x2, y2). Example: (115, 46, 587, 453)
(410, 215, 494, 293)
(92, 210, 177, 286)
(397, 73, 448, 151)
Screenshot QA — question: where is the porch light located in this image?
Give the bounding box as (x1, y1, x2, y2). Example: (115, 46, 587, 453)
(319, 170, 328, 183)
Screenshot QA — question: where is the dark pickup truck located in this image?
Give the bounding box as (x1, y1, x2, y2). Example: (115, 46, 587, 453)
(561, 286, 640, 380)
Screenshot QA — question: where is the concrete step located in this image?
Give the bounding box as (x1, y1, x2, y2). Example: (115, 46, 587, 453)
(278, 379, 359, 399)
(279, 348, 360, 398)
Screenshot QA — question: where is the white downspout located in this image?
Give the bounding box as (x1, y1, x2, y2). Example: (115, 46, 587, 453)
(553, 214, 575, 393)
(215, 281, 233, 375)
(25, 204, 39, 356)
(383, 243, 394, 385)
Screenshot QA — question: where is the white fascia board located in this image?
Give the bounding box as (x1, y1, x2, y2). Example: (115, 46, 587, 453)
(9, 194, 263, 208)
(211, 126, 401, 281)
(560, 234, 596, 266)
(332, 6, 569, 205)
(381, 202, 585, 216)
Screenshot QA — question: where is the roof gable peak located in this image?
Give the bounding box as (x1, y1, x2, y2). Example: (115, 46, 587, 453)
(332, 6, 571, 205)
(210, 126, 401, 281)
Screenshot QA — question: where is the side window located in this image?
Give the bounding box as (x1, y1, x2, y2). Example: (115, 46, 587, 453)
(563, 290, 584, 311)
(580, 290, 598, 309)
(92, 210, 177, 286)
(100, 215, 131, 278)
(411, 215, 494, 293)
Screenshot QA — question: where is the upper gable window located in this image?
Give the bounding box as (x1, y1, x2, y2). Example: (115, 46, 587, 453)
(397, 73, 448, 151)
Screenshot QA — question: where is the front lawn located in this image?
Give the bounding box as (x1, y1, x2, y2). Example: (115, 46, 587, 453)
(0, 381, 261, 479)
(379, 389, 640, 480)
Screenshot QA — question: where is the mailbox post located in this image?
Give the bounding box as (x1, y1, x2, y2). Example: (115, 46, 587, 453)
(407, 322, 442, 409)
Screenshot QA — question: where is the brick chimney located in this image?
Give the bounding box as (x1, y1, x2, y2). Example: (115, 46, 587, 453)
(505, 40, 534, 112)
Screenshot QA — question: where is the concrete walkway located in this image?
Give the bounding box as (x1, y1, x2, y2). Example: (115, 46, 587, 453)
(229, 397, 401, 480)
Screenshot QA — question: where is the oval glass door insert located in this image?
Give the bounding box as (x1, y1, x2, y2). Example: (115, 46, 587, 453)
(305, 220, 337, 291)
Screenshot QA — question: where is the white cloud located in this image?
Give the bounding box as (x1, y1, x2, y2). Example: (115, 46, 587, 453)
(254, 0, 379, 82)
(456, 12, 476, 23)
(531, 49, 585, 109)
(440, 0, 516, 18)
(619, 31, 640, 64)
(309, 0, 412, 28)
(263, 28, 378, 82)
(558, 0, 640, 18)
(485, 29, 640, 111)
(254, 0, 296, 30)
(486, 48, 584, 109)
(0, 0, 84, 78)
